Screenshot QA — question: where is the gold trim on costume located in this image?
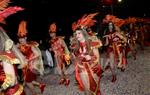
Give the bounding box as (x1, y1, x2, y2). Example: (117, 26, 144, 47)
(0, 55, 20, 64)
(1, 83, 24, 95)
(13, 85, 23, 95)
(1, 74, 13, 90)
(65, 54, 70, 65)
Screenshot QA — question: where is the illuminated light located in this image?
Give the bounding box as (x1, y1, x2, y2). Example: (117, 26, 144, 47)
(118, 0, 122, 2)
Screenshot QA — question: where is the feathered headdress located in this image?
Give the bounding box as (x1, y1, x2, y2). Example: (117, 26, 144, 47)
(103, 14, 116, 23)
(0, 0, 24, 24)
(72, 12, 98, 31)
(17, 20, 27, 38)
(103, 14, 125, 27)
(49, 22, 56, 33)
(125, 17, 137, 24)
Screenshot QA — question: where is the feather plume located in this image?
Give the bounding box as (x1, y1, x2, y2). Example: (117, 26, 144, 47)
(125, 17, 137, 24)
(0, 0, 10, 11)
(17, 20, 27, 38)
(72, 13, 98, 31)
(103, 14, 125, 27)
(72, 22, 77, 31)
(0, 6, 24, 22)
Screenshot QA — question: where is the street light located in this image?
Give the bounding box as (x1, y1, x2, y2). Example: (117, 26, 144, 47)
(118, 0, 122, 3)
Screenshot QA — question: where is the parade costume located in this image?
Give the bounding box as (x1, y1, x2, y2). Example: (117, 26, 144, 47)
(103, 15, 127, 73)
(17, 21, 45, 94)
(0, 39, 25, 95)
(49, 23, 70, 86)
(125, 17, 138, 60)
(0, 0, 25, 94)
(70, 13, 103, 95)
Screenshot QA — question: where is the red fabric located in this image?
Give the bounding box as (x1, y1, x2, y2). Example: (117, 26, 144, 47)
(84, 63, 97, 92)
(19, 44, 33, 59)
(5, 84, 25, 95)
(91, 41, 100, 47)
(22, 65, 36, 83)
(144, 41, 150, 46)
(106, 47, 113, 55)
(122, 57, 126, 65)
(92, 64, 103, 76)
(0, 64, 5, 85)
(75, 65, 84, 91)
(0, 52, 18, 85)
(0, 52, 16, 59)
(0, 61, 25, 95)
(19, 43, 37, 83)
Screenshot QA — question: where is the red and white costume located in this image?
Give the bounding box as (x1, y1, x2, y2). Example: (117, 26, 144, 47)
(0, 51, 25, 95)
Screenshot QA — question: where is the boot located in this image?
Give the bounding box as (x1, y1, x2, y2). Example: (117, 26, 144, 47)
(121, 68, 125, 72)
(111, 75, 116, 83)
(64, 79, 70, 86)
(104, 65, 110, 71)
(39, 83, 46, 93)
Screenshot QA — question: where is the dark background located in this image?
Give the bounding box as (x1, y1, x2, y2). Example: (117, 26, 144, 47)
(3, 0, 150, 42)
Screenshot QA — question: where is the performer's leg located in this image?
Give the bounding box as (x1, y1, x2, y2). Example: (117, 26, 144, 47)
(84, 91, 92, 95)
(110, 52, 116, 82)
(117, 53, 123, 68)
(58, 63, 70, 86)
(104, 53, 111, 71)
(26, 82, 37, 95)
(32, 81, 46, 94)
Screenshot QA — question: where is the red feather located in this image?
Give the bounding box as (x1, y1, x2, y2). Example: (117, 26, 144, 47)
(72, 12, 98, 31)
(0, 6, 24, 22)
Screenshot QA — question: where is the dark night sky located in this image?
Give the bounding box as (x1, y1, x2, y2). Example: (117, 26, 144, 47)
(4, 0, 150, 42)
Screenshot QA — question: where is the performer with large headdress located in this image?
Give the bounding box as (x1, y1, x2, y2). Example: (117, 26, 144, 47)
(0, 0, 26, 94)
(0, 39, 26, 95)
(103, 15, 127, 76)
(48, 22, 70, 86)
(70, 13, 103, 95)
(16, 20, 46, 95)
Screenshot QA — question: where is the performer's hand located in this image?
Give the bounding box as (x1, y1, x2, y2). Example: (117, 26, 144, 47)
(84, 55, 91, 60)
(18, 63, 26, 69)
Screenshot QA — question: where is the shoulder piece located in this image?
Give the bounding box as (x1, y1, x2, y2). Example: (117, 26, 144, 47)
(0, 52, 20, 64)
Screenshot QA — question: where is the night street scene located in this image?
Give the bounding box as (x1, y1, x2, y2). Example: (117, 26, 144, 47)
(0, 0, 150, 95)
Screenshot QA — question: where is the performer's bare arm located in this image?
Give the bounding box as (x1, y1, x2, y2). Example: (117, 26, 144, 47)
(103, 35, 109, 46)
(93, 48, 100, 64)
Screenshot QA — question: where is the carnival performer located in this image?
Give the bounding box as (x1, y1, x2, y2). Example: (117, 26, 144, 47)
(70, 13, 103, 95)
(125, 17, 138, 60)
(16, 20, 45, 95)
(137, 23, 145, 50)
(103, 21, 127, 82)
(49, 22, 70, 86)
(128, 23, 137, 60)
(0, 39, 26, 95)
(0, 0, 25, 94)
